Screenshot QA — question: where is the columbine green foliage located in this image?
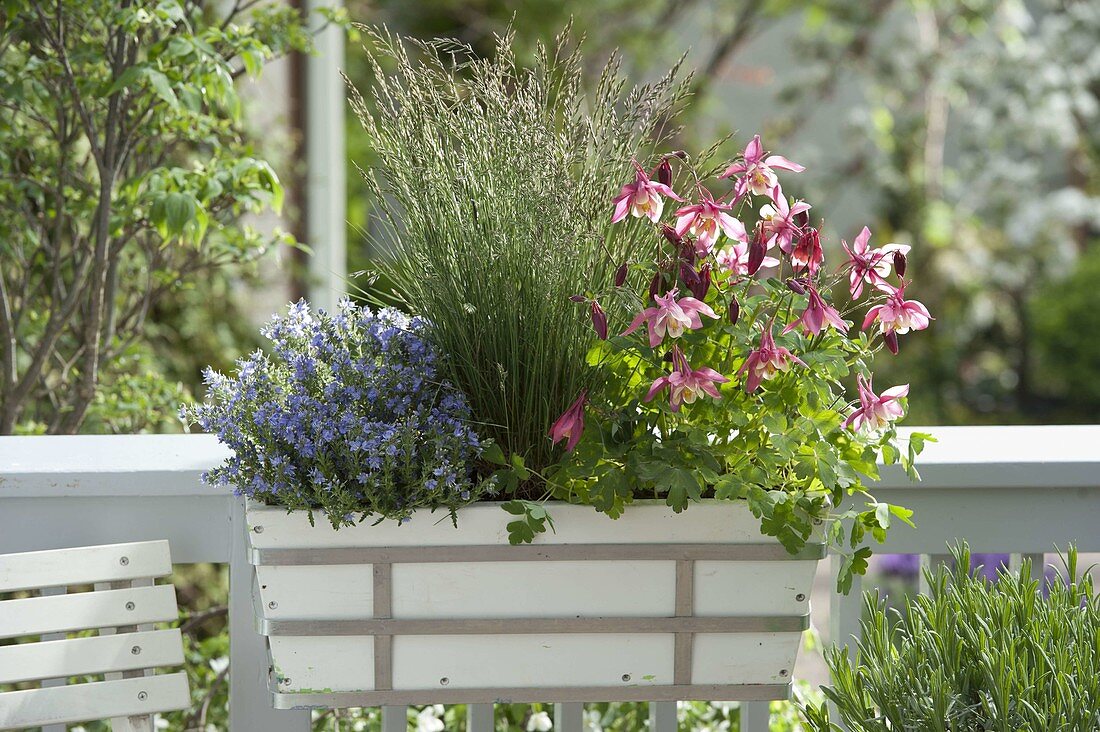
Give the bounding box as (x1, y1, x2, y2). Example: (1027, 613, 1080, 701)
(802, 544, 1100, 731)
(0, 0, 333, 434)
(350, 26, 690, 477)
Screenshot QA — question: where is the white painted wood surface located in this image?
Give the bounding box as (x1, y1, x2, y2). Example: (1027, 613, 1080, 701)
(3, 428, 1100, 730)
(0, 584, 178, 638)
(0, 673, 189, 728)
(246, 500, 796, 547)
(250, 500, 819, 701)
(0, 540, 189, 731)
(0, 540, 172, 592)
(0, 628, 184, 684)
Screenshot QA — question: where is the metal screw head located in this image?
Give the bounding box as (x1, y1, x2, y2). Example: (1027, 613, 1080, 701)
(795, 593, 807, 602)
(779, 669, 789, 677)
(137, 691, 148, 701)
(439, 677, 450, 686)
(253, 526, 264, 534)
(131, 646, 141, 655)
(125, 601, 136, 611)
(268, 601, 278, 610)
(119, 556, 129, 566)
(621, 674, 631, 682)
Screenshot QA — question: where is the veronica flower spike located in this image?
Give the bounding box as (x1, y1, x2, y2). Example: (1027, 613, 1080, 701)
(674, 192, 744, 255)
(862, 284, 932, 339)
(720, 134, 806, 200)
(783, 284, 849, 336)
(737, 327, 807, 392)
(622, 287, 718, 347)
(612, 161, 683, 224)
(549, 390, 587, 452)
(759, 187, 811, 253)
(644, 346, 729, 412)
(844, 374, 909, 432)
(842, 226, 911, 299)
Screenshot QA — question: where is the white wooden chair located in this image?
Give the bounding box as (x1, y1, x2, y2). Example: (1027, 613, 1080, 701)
(0, 541, 191, 730)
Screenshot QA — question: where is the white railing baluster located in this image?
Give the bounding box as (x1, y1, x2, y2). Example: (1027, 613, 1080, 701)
(382, 704, 407, 732)
(468, 702, 494, 731)
(830, 555, 863, 656)
(740, 700, 770, 731)
(918, 553, 951, 596)
(554, 702, 584, 732)
(1009, 552, 1044, 583)
(649, 701, 677, 732)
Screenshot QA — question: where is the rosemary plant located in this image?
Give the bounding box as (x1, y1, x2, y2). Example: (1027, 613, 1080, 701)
(349, 26, 690, 478)
(802, 544, 1100, 731)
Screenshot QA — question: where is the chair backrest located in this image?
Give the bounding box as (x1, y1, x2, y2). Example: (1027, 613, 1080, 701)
(0, 541, 190, 731)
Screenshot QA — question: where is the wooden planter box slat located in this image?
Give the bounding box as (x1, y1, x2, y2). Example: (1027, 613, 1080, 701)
(248, 501, 821, 708)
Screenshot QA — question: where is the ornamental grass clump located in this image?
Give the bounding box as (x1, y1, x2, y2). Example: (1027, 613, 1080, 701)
(801, 544, 1100, 731)
(350, 26, 690, 477)
(182, 300, 484, 526)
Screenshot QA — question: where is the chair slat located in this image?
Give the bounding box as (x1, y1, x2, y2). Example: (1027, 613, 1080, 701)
(0, 628, 184, 684)
(0, 585, 178, 639)
(0, 672, 189, 729)
(0, 541, 172, 592)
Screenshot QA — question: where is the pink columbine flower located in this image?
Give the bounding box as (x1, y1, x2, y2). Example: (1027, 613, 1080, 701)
(674, 192, 743, 255)
(783, 284, 849, 336)
(844, 374, 909, 432)
(622, 287, 718, 347)
(759, 187, 811, 253)
(737, 327, 807, 392)
(719, 135, 806, 200)
(612, 162, 682, 224)
(549, 390, 587, 452)
(790, 227, 824, 274)
(644, 346, 729, 412)
(861, 285, 932, 338)
(716, 241, 780, 276)
(841, 226, 911, 299)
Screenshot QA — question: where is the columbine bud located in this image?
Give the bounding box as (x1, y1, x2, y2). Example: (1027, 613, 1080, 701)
(614, 263, 629, 287)
(883, 330, 899, 355)
(746, 233, 767, 276)
(690, 264, 712, 301)
(785, 277, 807, 295)
(656, 157, 673, 187)
(728, 296, 740, 325)
(680, 262, 700, 291)
(893, 250, 907, 278)
(660, 224, 682, 247)
(649, 271, 665, 300)
(569, 294, 586, 303)
(590, 301, 608, 340)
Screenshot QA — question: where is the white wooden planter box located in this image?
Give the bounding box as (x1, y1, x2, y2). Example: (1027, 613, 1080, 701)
(246, 500, 824, 709)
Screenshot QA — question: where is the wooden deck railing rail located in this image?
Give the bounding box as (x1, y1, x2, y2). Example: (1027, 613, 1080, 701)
(2, 425, 1099, 731)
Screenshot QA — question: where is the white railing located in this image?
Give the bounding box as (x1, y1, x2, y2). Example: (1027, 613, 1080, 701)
(2, 425, 1099, 732)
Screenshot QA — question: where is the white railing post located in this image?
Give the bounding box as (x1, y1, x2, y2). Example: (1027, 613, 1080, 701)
(304, 0, 347, 312)
(229, 497, 311, 730)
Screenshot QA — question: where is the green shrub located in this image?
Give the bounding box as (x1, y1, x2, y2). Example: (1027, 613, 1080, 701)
(802, 544, 1100, 731)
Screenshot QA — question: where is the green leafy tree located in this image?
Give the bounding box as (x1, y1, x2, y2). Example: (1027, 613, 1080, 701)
(0, 0, 332, 433)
